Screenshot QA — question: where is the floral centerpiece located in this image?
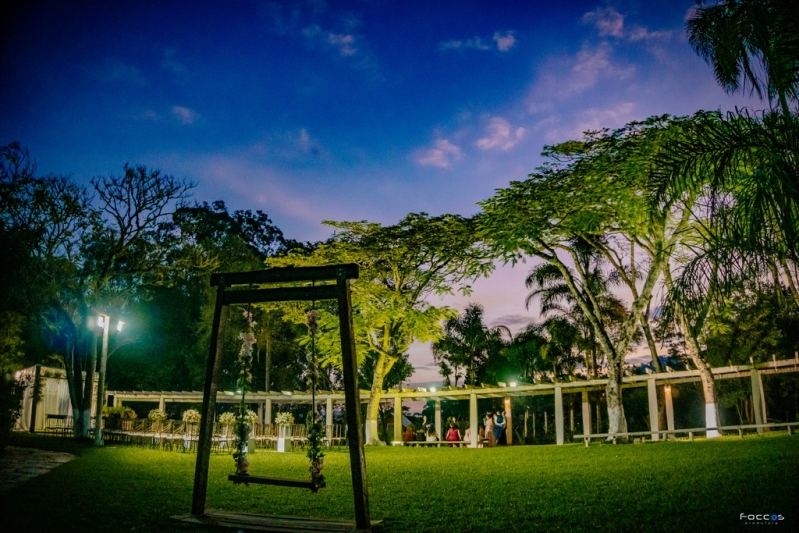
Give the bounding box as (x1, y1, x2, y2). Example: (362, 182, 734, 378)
(275, 412, 294, 438)
(274, 412, 294, 426)
(233, 312, 258, 475)
(148, 409, 167, 422)
(182, 409, 201, 424)
(219, 412, 236, 426)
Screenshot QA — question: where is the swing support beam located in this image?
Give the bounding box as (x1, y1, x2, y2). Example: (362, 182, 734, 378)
(190, 264, 371, 530)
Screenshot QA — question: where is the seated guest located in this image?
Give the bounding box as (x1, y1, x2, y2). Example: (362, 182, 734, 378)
(404, 424, 415, 442)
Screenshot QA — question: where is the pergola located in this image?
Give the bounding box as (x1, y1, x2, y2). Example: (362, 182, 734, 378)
(109, 355, 799, 446)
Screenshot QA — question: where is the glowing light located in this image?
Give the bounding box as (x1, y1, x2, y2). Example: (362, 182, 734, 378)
(509, 381, 517, 388)
(15, 371, 21, 380)
(429, 387, 436, 393)
(282, 391, 293, 396)
(116, 320, 125, 332)
(665, 385, 671, 392)
(224, 391, 234, 396)
(97, 315, 105, 328)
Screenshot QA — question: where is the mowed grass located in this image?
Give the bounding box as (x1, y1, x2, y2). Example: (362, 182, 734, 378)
(3, 433, 798, 533)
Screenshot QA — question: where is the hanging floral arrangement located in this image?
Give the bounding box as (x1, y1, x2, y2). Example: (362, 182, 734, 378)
(233, 310, 257, 475)
(305, 309, 325, 487)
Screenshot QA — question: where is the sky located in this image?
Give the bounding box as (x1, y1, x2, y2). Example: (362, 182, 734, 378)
(1, 0, 760, 386)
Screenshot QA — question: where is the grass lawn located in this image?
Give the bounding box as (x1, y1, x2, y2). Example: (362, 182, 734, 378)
(3, 432, 798, 533)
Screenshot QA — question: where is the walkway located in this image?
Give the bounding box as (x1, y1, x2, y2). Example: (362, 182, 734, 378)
(0, 447, 75, 492)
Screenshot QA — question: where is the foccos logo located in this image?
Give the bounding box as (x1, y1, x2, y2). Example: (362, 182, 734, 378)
(740, 513, 785, 522)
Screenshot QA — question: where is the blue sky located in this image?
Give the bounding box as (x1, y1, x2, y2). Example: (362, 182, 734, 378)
(1, 0, 759, 384)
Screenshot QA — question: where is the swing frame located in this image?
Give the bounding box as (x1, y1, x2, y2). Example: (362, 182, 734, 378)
(188, 264, 371, 530)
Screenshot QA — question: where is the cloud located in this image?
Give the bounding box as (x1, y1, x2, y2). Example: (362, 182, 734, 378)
(476, 117, 525, 151)
(414, 139, 462, 168)
(171, 106, 198, 125)
(440, 30, 516, 53)
(99, 59, 146, 85)
(491, 314, 533, 328)
(296, 128, 323, 156)
(494, 31, 517, 52)
(141, 110, 161, 121)
(628, 26, 672, 43)
(582, 6, 625, 38)
(582, 6, 672, 47)
(327, 33, 357, 56)
(544, 102, 638, 142)
(161, 48, 188, 76)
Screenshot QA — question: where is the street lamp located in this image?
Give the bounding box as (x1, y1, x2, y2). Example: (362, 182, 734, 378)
(95, 314, 123, 447)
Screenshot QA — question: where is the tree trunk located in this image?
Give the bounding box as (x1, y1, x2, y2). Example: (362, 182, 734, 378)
(365, 352, 396, 445)
(79, 333, 98, 438)
(683, 329, 720, 438)
(604, 353, 627, 438)
(641, 315, 663, 373)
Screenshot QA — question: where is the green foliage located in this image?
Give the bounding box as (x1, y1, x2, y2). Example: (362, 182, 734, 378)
(103, 405, 137, 420)
(687, 0, 799, 113)
(0, 373, 31, 453)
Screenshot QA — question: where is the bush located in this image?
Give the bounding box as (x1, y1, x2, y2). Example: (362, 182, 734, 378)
(1, 372, 31, 454)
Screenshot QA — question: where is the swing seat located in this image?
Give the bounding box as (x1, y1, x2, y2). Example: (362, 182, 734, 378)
(228, 474, 326, 493)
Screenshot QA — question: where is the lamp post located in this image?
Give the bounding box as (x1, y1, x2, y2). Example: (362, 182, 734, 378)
(95, 314, 123, 446)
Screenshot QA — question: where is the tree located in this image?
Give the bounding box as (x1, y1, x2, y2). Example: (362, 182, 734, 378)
(524, 243, 630, 378)
(687, 0, 799, 115)
(269, 213, 492, 444)
(479, 116, 696, 438)
(432, 303, 507, 387)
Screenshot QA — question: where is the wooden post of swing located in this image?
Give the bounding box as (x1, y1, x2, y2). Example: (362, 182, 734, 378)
(192, 282, 228, 516)
(337, 267, 371, 530)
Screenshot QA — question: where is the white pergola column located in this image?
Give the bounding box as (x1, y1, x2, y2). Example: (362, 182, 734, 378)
(257, 402, 264, 424)
(504, 397, 512, 446)
(524, 408, 529, 439)
(555, 385, 564, 446)
(469, 393, 478, 448)
(434, 399, 442, 440)
(647, 378, 659, 441)
(159, 395, 165, 412)
(751, 367, 765, 433)
(326, 397, 333, 429)
(581, 391, 591, 435)
(265, 398, 272, 426)
(394, 396, 403, 442)
(664, 385, 675, 432)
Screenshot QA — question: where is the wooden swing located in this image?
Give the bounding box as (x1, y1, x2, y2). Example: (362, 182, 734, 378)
(180, 264, 375, 532)
(228, 283, 325, 492)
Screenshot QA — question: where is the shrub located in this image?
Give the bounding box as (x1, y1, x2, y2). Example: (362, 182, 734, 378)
(1, 372, 31, 454)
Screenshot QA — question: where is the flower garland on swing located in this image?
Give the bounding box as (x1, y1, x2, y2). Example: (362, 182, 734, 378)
(305, 309, 325, 487)
(232, 308, 325, 487)
(233, 310, 257, 475)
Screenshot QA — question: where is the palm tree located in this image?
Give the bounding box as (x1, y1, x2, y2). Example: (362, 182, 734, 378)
(432, 303, 507, 386)
(687, 0, 799, 115)
(524, 240, 628, 378)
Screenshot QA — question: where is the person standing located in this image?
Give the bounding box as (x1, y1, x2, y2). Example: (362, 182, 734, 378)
(484, 411, 496, 447)
(494, 409, 507, 445)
